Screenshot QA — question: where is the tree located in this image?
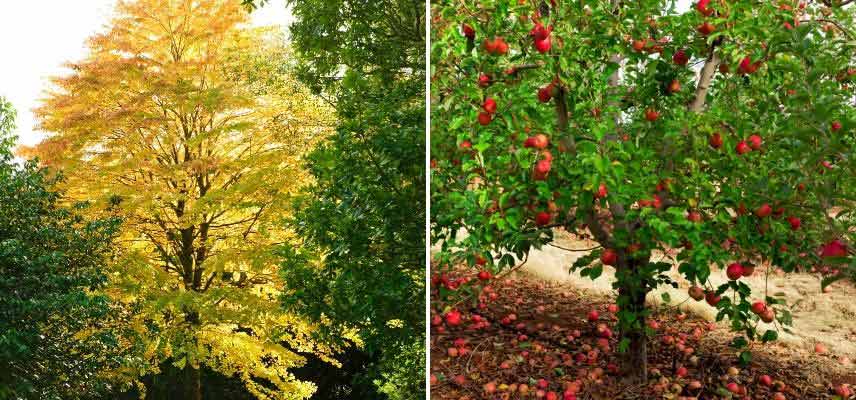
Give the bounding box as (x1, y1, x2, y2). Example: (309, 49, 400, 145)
(242, 0, 426, 397)
(0, 97, 120, 400)
(25, 1, 340, 399)
(431, 0, 854, 382)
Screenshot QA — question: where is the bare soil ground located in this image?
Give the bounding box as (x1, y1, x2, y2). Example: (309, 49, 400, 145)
(430, 230, 856, 399)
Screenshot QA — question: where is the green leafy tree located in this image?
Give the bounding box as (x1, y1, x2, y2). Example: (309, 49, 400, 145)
(431, 0, 854, 382)
(0, 97, 121, 400)
(243, 0, 426, 398)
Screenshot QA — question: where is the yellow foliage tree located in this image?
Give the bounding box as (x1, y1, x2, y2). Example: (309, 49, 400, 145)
(24, 1, 338, 399)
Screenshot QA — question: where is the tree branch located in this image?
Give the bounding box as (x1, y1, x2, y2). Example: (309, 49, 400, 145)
(689, 40, 722, 113)
(799, 18, 854, 39)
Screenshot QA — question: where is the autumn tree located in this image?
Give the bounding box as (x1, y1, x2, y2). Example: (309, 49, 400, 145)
(26, 1, 338, 399)
(432, 0, 854, 383)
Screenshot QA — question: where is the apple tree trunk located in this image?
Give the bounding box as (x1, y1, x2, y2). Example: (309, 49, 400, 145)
(617, 261, 650, 383)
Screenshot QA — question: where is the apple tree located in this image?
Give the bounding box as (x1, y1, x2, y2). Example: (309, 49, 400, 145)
(431, 0, 855, 381)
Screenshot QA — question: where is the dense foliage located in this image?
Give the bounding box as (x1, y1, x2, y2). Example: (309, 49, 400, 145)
(431, 0, 854, 381)
(0, 98, 120, 400)
(25, 1, 342, 399)
(244, 0, 427, 397)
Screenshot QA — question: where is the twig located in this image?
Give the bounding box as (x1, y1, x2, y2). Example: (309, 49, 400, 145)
(548, 242, 602, 252)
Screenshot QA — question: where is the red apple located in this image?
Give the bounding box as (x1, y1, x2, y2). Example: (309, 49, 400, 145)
(726, 263, 744, 280)
(759, 374, 773, 386)
(540, 151, 553, 163)
(445, 310, 462, 326)
(831, 120, 842, 131)
(534, 159, 551, 179)
(645, 108, 660, 122)
(755, 203, 772, 218)
(535, 211, 551, 226)
(673, 50, 689, 66)
(738, 56, 759, 74)
(696, 0, 714, 16)
(534, 36, 552, 53)
(495, 37, 508, 55)
(478, 73, 491, 87)
(524, 133, 550, 150)
(735, 140, 751, 155)
(478, 112, 492, 125)
(821, 239, 847, 258)
(834, 384, 852, 398)
(688, 286, 705, 301)
(687, 211, 702, 223)
(535, 160, 550, 175)
(751, 301, 767, 315)
(787, 216, 801, 230)
(587, 310, 600, 322)
(483, 98, 497, 113)
(459, 140, 472, 150)
(462, 23, 475, 39)
(697, 22, 714, 36)
(760, 308, 775, 323)
(600, 249, 617, 266)
(709, 132, 723, 149)
(483, 38, 498, 54)
(705, 291, 721, 306)
(747, 134, 762, 150)
(668, 79, 681, 93)
(538, 84, 554, 103)
(529, 22, 551, 41)
(596, 183, 608, 198)
(478, 270, 492, 281)
(726, 382, 740, 394)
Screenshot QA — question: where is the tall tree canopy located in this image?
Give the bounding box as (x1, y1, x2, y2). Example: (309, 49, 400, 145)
(243, 0, 427, 398)
(0, 97, 119, 400)
(26, 1, 340, 399)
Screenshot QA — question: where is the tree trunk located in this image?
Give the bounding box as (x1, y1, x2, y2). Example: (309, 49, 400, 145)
(183, 310, 202, 400)
(689, 40, 722, 113)
(617, 263, 650, 383)
(183, 362, 202, 400)
(624, 289, 649, 383)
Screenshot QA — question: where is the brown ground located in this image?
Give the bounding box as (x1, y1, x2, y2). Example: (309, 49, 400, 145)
(430, 234, 856, 399)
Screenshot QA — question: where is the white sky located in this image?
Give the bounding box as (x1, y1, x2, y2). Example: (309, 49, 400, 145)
(0, 0, 293, 148)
